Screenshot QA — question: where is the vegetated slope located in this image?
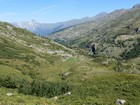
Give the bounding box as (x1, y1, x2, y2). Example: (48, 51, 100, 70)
(48, 4, 140, 59)
(12, 12, 108, 36)
(0, 21, 76, 81)
(0, 21, 140, 105)
(0, 21, 76, 104)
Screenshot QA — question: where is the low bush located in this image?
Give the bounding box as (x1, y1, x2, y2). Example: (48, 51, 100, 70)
(121, 38, 140, 60)
(18, 79, 72, 98)
(0, 75, 19, 88)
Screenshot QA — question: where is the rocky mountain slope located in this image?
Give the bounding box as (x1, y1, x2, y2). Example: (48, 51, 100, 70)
(48, 4, 140, 59)
(0, 21, 140, 104)
(12, 12, 108, 36)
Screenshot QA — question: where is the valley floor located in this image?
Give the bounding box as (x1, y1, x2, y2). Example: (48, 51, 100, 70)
(0, 56, 140, 105)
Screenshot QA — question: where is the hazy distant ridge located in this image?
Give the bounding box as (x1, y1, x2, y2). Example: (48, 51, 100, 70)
(12, 12, 108, 36)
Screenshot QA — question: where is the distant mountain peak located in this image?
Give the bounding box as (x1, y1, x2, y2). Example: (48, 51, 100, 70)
(133, 3, 140, 9)
(29, 19, 38, 23)
(94, 12, 108, 18)
(28, 20, 39, 26)
(97, 12, 108, 15)
(11, 13, 108, 36)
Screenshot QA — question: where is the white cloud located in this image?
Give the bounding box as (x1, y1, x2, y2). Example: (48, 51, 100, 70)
(33, 5, 58, 14)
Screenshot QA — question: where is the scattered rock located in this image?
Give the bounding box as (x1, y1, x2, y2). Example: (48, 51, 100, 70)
(6, 93, 13, 97)
(6, 25, 13, 30)
(61, 72, 71, 77)
(64, 92, 71, 96)
(43, 43, 50, 46)
(54, 96, 58, 100)
(115, 99, 126, 105)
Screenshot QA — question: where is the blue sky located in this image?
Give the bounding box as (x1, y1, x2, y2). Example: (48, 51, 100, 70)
(0, 0, 140, 23)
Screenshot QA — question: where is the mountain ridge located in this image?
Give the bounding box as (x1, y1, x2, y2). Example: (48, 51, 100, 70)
(12, 12, 108, 36)
(48, 4, 140, 59)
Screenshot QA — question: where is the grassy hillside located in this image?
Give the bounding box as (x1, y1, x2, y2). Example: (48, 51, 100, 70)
(0, 21, 140, 105)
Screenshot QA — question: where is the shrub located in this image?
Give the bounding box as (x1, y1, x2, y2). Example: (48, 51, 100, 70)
(120, 38, 140, 60)
(0, 75, 17, 88)
(18, 79, 72, 98)
(18, 79, 31, 94)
